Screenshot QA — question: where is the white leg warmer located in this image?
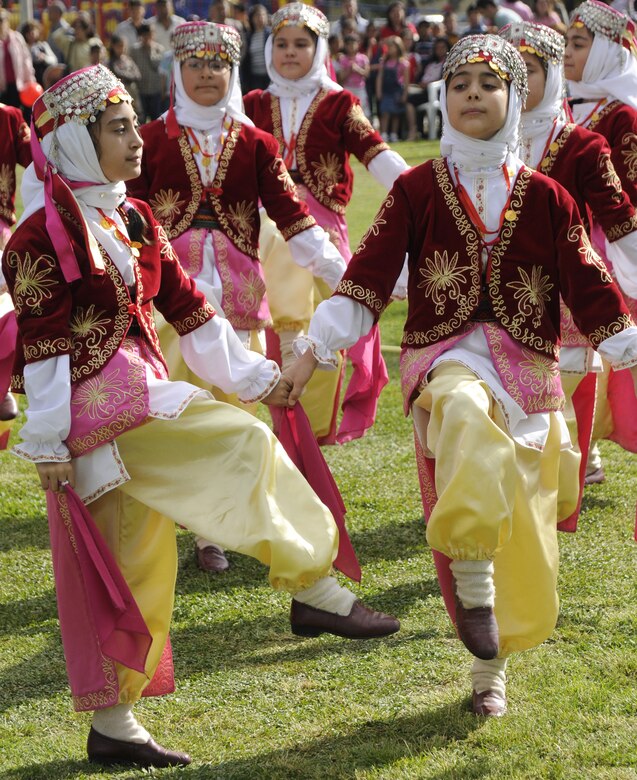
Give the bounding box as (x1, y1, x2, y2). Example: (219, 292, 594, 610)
(450, 559, 495, 609)
(294, 576, 357, 616)
(91, 703, 151, 744)
(471, 656, 507, 698)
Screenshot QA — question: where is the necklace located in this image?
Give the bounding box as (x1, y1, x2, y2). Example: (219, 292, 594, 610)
(186, 117, 233, 168)
(97, 208, 142, 258)
(537, 117, 560, 171)
(453, 163, 517, 251)
(575, 98, 607, 128)
(283, 97, 298, 170)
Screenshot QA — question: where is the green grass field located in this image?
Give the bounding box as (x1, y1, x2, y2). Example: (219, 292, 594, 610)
(0, 142, 636, 779)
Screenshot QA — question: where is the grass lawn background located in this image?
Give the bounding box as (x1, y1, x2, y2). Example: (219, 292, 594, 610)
(0, 141, 636, 779)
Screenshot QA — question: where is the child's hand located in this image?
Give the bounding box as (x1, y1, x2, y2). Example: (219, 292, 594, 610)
(261, 375, 294, 406)
(36, 461, 75, 492)
(283, 350, 319, 407)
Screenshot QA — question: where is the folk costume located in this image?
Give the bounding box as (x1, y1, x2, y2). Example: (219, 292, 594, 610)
(129, 21, 348, 570)
(3, 65, 398, 767)
(500, 21, 637, 527)
(567, 0, 637, 479)
(243, 3, 409, 443)
(295, 36, 637, 713)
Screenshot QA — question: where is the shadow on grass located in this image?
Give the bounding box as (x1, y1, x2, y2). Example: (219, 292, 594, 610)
(1, 702, 488, 780)
(0, 513, 51, 552)
(0, 590, 58, 636)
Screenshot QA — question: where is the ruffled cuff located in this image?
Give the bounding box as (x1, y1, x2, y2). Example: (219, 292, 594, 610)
(597, 326, 637, 369)
(237, 360, 282, 404)
(293, 335, 339, 369)
(13, 439, 71, 463)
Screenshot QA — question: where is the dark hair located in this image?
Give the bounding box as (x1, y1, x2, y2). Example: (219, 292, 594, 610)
(137, 22, 152, 35)
(123, 204, 152, 246)
(475, 0, 497, 8)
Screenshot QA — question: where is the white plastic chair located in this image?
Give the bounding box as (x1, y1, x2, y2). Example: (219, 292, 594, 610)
(423, 79, 443, 140)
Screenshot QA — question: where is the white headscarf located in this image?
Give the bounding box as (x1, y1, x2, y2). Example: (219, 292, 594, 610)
(439, 80, 524, 170)
(520, 60, 567, 141)
(168, 58, 254, 132)
(265, 34, 341, 98)
(567, 33, 637, 109)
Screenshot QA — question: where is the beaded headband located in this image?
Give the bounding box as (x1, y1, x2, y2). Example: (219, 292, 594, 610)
(443, 35, 529, 101)
(172, 21, 242, 65)
(499, 21, 564, 65)
(271, 3, 330, 39)
(570, 0, 637, 57)
(33, 65, 130, 137)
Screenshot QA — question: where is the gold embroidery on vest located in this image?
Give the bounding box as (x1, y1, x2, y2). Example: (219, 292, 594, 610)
(355, 194, 393, 255)
(344, 103, 375, 139)
(620, 132, 637, 181)
(165, 130, 203, 239)
(70, 304, 109, 358)
(5, 249, 57, 315)
(538, 123, 575, 174)
(417, 250, 472, 316)
(483, 323, 523, 406)
(150, 187, 186, 223)
(587, 100, 620, 132)
(507, 265, 554, 328)
(567, 224, 613, 282)
(598, 151, 624, 201)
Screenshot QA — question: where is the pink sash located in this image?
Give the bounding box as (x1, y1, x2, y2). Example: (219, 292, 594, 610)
(46, 486, 153, 711)
(0, 305, 17, 400)
(271, 403, 362, 582)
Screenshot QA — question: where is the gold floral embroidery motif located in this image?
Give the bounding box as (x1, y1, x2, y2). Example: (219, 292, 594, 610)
(150, 188, 186, 223)
(344, 103, 375, 139)
(598, 152, 623, 202)
(417, 251, 472, 315)
(311, 153, 342, 197)
(228, 200, 256, 238)
(72, 368, 126, 420)
(355, 195, 393, 255)
(5, 250, 57, 315)
(0, 163, 12, 203)
(519, 348, 559, 393)
(270, 157, 297, 197)
(567, 224, 612, 282)
(70, 305, 109, 354)
(621, 133, 637, 181)
(237, 268, 266, 312)
(507, 265, 554, 328)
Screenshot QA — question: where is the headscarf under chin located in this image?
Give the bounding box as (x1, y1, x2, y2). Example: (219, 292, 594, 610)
(567, 34, 637, 109)
(265, 34, 341, 98)
(520, 60, 567, 140)
(439, 81, 524, 170)
(168, 59, 254, 133)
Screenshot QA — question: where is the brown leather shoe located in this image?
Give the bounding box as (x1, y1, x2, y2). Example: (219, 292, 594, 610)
(472, 689, 507, 717)
(290, 599, 400, 639)
(0, 393, 18, 421)
(584, 466, 605, 485)
(196, 543, 230, 573)
(87, 727, 192, 768)
(453, 582, 499, 660)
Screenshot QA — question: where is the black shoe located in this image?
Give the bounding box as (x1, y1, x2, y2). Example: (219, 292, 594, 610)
(87, 727, 192, 768)
(290, 599, 400, 639)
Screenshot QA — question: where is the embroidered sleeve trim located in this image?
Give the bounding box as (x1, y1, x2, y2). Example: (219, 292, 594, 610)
(172, 302, 216, 335)
(361, 142, 390, 168)
(606, 212, 637, 241)
(335, 279, 385, 313)
(239, 362, 281, 404)
(281, 215, 316, 240)
(24, 336, 73, 361)
(588, 313, 634, 348)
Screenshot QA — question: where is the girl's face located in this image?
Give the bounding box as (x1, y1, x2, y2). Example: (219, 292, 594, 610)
(387, 41, 399, 58)
(180, 57, 231, 106)
(535, 0, 549, 15)
(521, 50, 546, 111)
(389, 4, 404, 26)
(564, 25, 593, 82)
(113, 40, 125, 57)
(272, 26, 316, 80)
(92, 101, 143, 182)
(446, 62, 509, 140)
(344, 37, 358, 54)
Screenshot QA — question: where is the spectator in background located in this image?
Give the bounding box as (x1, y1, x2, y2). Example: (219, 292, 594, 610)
(331, 0, 368, 37)
(53, 11, 95, 73)
(46, 0, 72, 63)
(150, 0, 186, 51)
(463, 4, 488, 35)
(475, 0, 522, 30)
(20, 20, 58, 86)
(401, 27, 421, 140)
(338, 32, 370, 117)
(379, 1, 417, 42)
(115, 0, 148, 50)
(0, 8, 37, 108)
(131, 22, 165, 122)
(377, 34, 408, 141)
(443, 11, 460, 45)
(158, 37, 174, 113)
(407, 35, 450, 138)
(328, 32, 343, 81)
(533, 0, 566, 30)
(89, 38, 107, 66)
(240, 4, 270, 93)
(364, 19, 385, 127)
(108, 33, 142, 115)
(415, 18, 434, 59)
(501, 0, 535, 21)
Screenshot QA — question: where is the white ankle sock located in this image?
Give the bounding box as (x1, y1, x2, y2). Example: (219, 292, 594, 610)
(92, 703, 151, 744)
(471, 656, 507, 698)
(450, 559, 495, 609)
(294, 576, 357, 616)
(195, 537, 223, 551)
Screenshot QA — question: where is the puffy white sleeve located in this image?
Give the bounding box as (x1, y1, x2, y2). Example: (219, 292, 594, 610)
(596, 325, 637, 369)
(605, 233, 637, 299)
(287, 226, 347, 291)
(367, 149, 410, 190)
(14, 355, 72, 462)
(294, 296, 375, 368)
(180, 315, 281, 403)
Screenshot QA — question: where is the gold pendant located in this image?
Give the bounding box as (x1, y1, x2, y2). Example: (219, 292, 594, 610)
(505, 209, 517, 222)
(202, 156, 211, 167)
(100, 217, 111, 230)
(549, 142, 559, 153)
(131, 247, 140, 258)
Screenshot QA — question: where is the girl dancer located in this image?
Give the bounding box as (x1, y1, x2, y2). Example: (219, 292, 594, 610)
(285, 35, 637, 716)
